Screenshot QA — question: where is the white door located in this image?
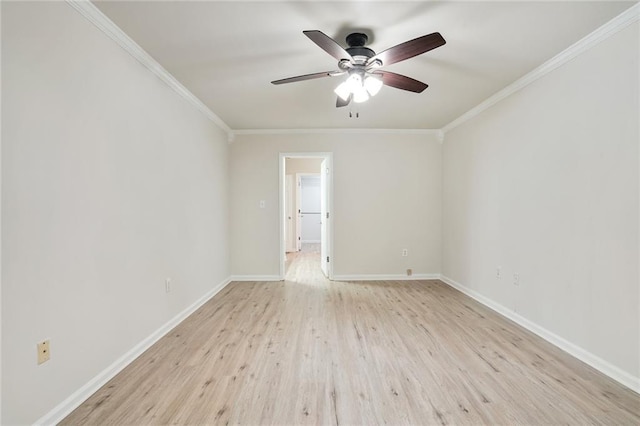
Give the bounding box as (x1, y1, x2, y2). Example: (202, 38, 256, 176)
(320, 160, 329, 277)
(300, 176, 321, 243)
(285, 175, 295, 252)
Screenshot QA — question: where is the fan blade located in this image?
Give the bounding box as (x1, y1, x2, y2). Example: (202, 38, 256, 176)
(336, 94, 352, 108)
(375, 71, 428, 93)
(303, 30, 352, 62)
(367, 32, 445, 67)
(271, 71, 336, 85)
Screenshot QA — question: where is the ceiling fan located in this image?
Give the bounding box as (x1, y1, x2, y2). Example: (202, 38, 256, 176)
(271, 30, 446, 107)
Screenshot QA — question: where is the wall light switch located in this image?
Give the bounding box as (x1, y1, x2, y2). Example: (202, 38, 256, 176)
(259, 200, 266, 209)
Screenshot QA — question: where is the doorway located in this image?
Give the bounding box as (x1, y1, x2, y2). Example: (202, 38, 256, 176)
(280, 153, 333, 280)
(299, 174, 321, 245)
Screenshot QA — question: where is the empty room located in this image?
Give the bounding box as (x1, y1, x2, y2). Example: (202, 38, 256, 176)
(2, 1, 639, 424)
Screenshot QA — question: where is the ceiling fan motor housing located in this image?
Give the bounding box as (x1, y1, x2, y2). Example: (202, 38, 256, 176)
(345, 32, 375, 64)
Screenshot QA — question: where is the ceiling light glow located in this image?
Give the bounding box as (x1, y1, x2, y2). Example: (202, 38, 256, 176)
(353, 86, 370, 103)
(335, 71, 382, 104)
(364, 75, 383, 96)
(334, 81, 351, 101)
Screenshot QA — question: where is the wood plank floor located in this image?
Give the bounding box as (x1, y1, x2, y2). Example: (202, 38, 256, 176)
(62, 247, 640, 425)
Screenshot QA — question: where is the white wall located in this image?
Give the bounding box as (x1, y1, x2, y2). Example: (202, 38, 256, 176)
(442, 22, 639, 384)
(230, 133, 442, 278)
(1, 2, 229, 424)
(285, 157, 323, 176)
(3, 3, 636, 423)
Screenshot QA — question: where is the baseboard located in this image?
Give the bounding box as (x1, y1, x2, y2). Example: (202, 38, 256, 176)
(34, 276, 233, 426)
(229, 274, 440, 282)
(438, 275, 640, 394)
(33, 272, 638, 425)
(229, 275, 283, 282)
(332, 273, 440, 282)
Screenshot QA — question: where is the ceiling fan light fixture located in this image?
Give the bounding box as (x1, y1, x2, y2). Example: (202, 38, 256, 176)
(353, 86, 370, 103)
(334, 81, 351, 101)
(364, 75, 383, 96)
(345, 73, 362, 92)
(273, 30, 446, 108)
(335, 73, 364, 101)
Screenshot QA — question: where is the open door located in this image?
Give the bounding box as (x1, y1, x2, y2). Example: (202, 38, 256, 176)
(295, 175, 302, 251)
(320, 159, 329, 277)
(280, 153, 332, 280)
(285, 175, 295, 252)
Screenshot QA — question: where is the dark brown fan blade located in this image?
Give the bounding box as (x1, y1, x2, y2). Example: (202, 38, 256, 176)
(367, 32, 445, 67)
(271, 71, 335, 85)
(375, 71, 428, 93)
(303, 30, 352, 62)
(336, 94, 352, 108)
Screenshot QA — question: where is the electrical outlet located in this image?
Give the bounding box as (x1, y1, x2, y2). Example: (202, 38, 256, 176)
(406, 268, 412, 276)
(497, 266, 502, 279)
(402, 249, 408, 257)
(37, 340, 50, 365)
(513, 273, 520, 286)
(165, 278, 171, 293)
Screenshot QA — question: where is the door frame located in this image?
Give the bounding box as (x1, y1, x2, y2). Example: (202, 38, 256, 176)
(284, 174, 296, 252)
(279, 152, 334, 280)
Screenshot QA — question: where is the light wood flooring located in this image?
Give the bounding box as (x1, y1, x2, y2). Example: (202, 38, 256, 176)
(62, 247, 640, 425)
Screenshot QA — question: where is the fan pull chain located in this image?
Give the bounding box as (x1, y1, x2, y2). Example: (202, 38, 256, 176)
(348, 110, 360, 119)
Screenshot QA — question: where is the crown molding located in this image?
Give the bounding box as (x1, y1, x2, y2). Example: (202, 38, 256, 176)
(231, 128, 442, 138)
(65, 0, 232, 136)
(442, 2, 640, 134)
(66, 0, 638, 141)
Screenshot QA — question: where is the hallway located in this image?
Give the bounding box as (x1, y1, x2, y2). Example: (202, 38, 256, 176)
(285, 243, 322, 283)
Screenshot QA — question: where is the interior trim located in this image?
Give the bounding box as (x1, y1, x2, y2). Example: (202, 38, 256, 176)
(33, 276, 233, 426)
(439, 275, 640, 394)
(65, 0, 232, 135)
(65, 1, 638, 138)
(232, 128, 443, 137)
(332, 274, 440, 282)
(229, 275, 283, 282)
(441, 3, 640, 134)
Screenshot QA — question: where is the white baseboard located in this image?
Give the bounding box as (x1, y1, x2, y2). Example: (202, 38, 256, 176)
(439, 275, 640, 394)
(33, 272, 638, 425)
(34, 277, 233, 426)
(332, 273, 440, 282)
(229, 275, 282, 282)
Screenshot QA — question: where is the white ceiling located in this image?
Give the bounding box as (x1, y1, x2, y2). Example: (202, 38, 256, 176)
(93, 1, 635, 130)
